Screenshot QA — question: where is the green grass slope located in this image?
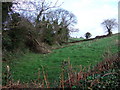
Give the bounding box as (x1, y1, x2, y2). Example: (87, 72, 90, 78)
(3, 33, 119, 84)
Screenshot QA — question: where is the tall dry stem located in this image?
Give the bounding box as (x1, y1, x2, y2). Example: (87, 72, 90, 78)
(41, 65, 50, 88)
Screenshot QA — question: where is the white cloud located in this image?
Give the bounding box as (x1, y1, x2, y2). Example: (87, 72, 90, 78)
(60, 0, 118, 37)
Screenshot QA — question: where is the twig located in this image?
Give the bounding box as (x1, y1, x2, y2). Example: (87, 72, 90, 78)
(102, 72, 118, 78)
(41, 65, 50, 88)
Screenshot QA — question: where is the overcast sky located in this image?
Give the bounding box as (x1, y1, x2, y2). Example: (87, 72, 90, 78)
(54, 0, 118, 38)
(13, 0, 118, 38)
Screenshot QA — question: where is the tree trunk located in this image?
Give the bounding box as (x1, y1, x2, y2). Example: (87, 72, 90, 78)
(107, 29, 112, 36)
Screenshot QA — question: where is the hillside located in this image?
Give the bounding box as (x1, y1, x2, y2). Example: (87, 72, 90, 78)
(2, 33, 119, 85)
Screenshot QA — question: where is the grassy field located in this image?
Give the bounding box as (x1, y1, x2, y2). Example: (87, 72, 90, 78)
(3, 34, 119, 85)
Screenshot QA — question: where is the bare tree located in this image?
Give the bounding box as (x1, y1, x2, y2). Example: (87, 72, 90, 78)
(101, 19, 118, 35)
(45, 8, 77, 43)
(46, 8, 77, 35)
(47, 8, 77, 27)
(12, 0, 63, 25)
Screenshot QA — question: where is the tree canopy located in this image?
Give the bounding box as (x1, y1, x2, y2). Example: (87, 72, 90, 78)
(84, 32, 92, 39)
